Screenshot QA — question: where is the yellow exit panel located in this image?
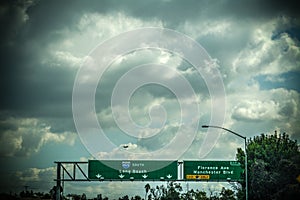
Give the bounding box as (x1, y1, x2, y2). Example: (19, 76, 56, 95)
(186, 174, 210, 180)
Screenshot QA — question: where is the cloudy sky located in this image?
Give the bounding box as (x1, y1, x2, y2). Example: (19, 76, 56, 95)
(0, 0, 299, 198)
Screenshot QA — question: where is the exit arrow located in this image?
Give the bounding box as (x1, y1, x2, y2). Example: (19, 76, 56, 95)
(166, 174, 172, 179)
(119, 174, 125, 179)
(96, 174, 102, 179)
(142, 174, 148, 179)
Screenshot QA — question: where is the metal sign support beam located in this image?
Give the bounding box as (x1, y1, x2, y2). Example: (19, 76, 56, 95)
(56, 162, 61, 200)
(54, 162, 89, 200)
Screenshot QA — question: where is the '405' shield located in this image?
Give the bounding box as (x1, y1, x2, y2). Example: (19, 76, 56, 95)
(122, 161, 131, 169)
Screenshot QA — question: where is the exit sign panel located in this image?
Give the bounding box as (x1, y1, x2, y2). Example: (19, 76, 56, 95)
(184, 161, 243, 181)
(88, 160, 177, 180)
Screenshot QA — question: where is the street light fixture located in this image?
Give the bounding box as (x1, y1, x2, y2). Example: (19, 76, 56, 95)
(202, 125, 248, 200)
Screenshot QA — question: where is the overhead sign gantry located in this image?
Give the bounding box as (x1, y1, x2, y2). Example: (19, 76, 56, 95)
(55, 160, 242, 182)
(54, 160, 243, 199)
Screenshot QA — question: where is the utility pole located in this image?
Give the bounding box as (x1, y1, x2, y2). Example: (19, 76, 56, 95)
(202, 125, 248, 200)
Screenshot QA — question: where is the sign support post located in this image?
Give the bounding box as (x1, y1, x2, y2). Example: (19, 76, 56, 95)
(56, 162, 61, 200)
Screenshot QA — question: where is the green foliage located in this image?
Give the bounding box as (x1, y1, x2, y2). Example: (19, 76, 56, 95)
(181, 189, 209, 200)
(145, 182, 239, 200)
(236, 131, 300, 200)
(219, 187, 235, 200)
(147, 182, 182, 200)
(119, 195, 129, 200)
(132, 195, 142, 200)
(145, 183, 151, 200)
(163, 181, 182, 200)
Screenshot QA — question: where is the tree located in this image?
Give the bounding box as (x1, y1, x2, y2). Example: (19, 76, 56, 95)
(145, 183, 150, 200)
(81, 193, 87, 200)
(119, 195, 129, 200)
(145, 182, 182, 200)
(236, 131, 300, 200)
(219, 187, 235, 200)
(163, 181, 182, 200)
(133, 195, 142, 200)
(195, 190, 209, 200)
(181, 189, 209, 200)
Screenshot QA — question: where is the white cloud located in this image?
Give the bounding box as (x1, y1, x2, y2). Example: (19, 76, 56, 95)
(232, 100, 280, 121)
(54, 12, 163, 56)
(232, 17, 300, 77)
(0, 117, 77, 157)
(78, 12, 163, 40)
(227, 86, 300, 139)
(8, 166, 56, 194)
(186, 20, 231, 38)
(16, 166, 55, 182)
(48, 51, 86, 68)
(64, 181, 149, 199)
(204, 16, 300, 141)
(264, 74, 285, 83)
(41, 12, 164, 72)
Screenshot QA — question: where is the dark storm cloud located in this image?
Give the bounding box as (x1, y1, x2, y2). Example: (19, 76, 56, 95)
(110, 0, 299, 25)
(0, 1, 78, 118)
(222, 0, 299, 18)
(0, 0, 298, 133)
(0, 0, 34, 45)
(9, 0, 298, 44)
(2, 0, 298, 45)
(0, 53, 76, 118)
(0, 0, 120, 117)
(0, 0, 299, 125)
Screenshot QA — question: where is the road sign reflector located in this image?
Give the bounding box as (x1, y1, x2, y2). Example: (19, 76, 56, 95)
(297, 175, 300, 183)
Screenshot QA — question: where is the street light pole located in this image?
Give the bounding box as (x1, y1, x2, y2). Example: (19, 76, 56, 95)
(202, 125, 248, 200)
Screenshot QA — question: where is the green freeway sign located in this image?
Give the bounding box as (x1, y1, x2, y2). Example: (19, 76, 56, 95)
(184, 161, 243, 181)
(88, 160, 177, 181)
